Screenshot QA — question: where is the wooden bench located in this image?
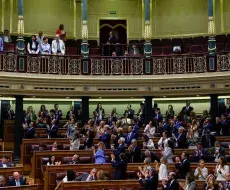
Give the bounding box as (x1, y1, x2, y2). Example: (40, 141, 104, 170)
(0, 184, 43, 190)
(0, 139, 2, 151)
(44, 163, 216, 190)
(0, 167, 23, 185)
(30, 148, 200, 180)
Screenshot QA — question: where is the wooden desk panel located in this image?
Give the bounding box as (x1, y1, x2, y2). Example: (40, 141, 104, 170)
(0, 139, 2, 151)
(0, 184, 43, 190)
(44, 163, 216, 190)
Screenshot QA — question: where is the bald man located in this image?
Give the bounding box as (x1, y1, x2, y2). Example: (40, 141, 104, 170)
(8, 172, 26, 186)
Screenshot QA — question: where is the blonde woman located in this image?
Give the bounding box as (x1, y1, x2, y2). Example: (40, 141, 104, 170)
(92, 142, 106, 164)
(158, 157, 168, 181)
(203, 174, 218, 190)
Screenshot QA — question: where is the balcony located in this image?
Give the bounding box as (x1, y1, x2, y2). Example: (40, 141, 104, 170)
(0, 52, 230, 75)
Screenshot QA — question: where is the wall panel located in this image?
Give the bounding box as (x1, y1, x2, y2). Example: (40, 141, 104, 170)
(223, 0, 230, 33)
(152, 0, 208, 38)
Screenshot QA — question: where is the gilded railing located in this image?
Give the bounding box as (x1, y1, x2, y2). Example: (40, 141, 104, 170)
(0, 52, 229, 75)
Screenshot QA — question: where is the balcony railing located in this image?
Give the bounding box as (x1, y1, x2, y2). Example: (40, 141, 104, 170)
(0, 52, 229, 75)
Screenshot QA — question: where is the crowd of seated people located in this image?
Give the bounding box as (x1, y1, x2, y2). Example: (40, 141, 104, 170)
(1, 99, 230, 189)
(0, 172, 26, 187)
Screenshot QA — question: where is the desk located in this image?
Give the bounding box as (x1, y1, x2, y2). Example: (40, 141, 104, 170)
(0, 167, 23, 184)
(0, 184, 43, 190)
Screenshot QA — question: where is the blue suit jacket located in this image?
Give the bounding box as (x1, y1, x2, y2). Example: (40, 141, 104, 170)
(113, 144, 126, 156)
(99, 132, 111, 149)
(0, 162, 12, 168)
(125, 132, 137, 146)
(111, 160, 127, 180)
(48, 125, 58, 138)
(25, 127, 35, 138)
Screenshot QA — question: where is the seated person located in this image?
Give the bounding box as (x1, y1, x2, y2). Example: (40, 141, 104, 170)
(40, 37, 51, 54)
(0, 175, 5, 187)
(194, 159, 208, 180)
(96, 170, 107, 180)
(192, 142, 208, 162)
(129, 44, 140, 56)
(67, 154, 79, 165)
(0, 36, 3, 52)
(0, 155, 12, 167)
(76, 168, 97, 181)
(8, 172, 26, 186)
(3, 29, 12, 43)
(142, 134, 155, 149)
(210, 141, 225, 162)
(51, 141, 58, 151)
(52, 35, 65, 55)
(27, 35, 39, 54)
(47, 155, 61, 166)
(63, 170, 75, 182)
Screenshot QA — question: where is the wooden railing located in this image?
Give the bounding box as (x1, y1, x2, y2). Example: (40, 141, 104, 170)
(0, 52, 229, 75)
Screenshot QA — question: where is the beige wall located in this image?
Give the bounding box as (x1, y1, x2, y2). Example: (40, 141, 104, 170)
(2, 0, 230, 40)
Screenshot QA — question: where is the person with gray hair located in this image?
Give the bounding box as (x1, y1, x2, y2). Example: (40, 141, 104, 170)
(112, 137, 126, 157)
(0, 175, 5, 187)
(175, 126, 187, 148)
(127, 138, 141, 163)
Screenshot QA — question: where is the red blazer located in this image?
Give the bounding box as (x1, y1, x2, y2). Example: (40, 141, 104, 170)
(56, 29, 66, 41)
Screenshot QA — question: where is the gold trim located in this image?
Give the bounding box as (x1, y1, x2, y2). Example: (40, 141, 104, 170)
(1, 0, 5, 32)
(100, 24, 127, 30)
(73, 0, 76, 38)
(150, 0, 152, 37)
(142, 1, 144, 38)
(220, 0, 224, 33)
(10, 0, 13, 32)
(213, 0, 216, 33)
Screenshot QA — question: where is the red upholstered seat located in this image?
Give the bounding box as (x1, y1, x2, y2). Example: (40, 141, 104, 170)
(151, 39, 161, 47)
(4, 43, 15, 52)
(204, 36, 209, 44)
(66, 47, 77, 55)
(193, 36, 205, 45)
(202, 44, 208, 53)
(161, 39, 172, 46)
(90, 48, 100, 56)
(226, 34, 230, 42)
(216, 43, 225, 52)
(62, 157, 72, 164)
(172, 38, 183, 46)
(182, 44, 191, 54)
(216, 34, 227, 43)
(80, 157, 92, 163)
(190, 45, 202, 53)
(183, 37, 193, 45)
(152, 47, 162, 55)
(225, 42, 230, 51)
(162, 46, 173, 55)
(88, 40, 98, 48)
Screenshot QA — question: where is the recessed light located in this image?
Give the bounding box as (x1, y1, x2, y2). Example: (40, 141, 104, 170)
(163, 96, 166, 98)
(131, 97, 134, 99)
(99, 97, 102, 99)
(66, 97, 70, 99)
(196, 95, 200, 97)
(32, 96, 36, 98)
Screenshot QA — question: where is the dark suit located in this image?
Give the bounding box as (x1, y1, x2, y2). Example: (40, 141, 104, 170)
(67, 160, 79, 165)
(175, 159, 190, 179)
(220, 120, 230, 136)
(181, 106, 193, 116)
(128, 146, 141, 163)
(84, 130, 94, 149)
(139, 176, 158, 190)
(48, 125, 58, 138)
(220, 181, 230, 190)
(25, 127, 35, 138)
(176, 133, 187, 148)
(125, 132, 137, 146)
(201, 134, 216, 148)
(203, 183, 219, 190)
(113, 134, 125, 148)
(113, 144, 126, 156)
(162, 180, 179, 190)
(76, 173, 95, 181)
(0, 162, 12, 168)
(8, 178, 26, 186)
(4, 109, 15, 120)
(111, 160, 127, 180)
(123, 109, 134, 119)
(99, 132, 111, 149)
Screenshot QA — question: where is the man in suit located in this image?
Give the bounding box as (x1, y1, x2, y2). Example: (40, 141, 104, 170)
(24, 122, 36, 138)
(125, 126, 138, 146)
(0, 156, 12, 168)
(210, 141, 225, 162)
(176, 152, 190, 179)
(52, 35, 65, 55)
(181, 101, 193, 120)
(76, 168, 97, 181)
(47, 119, 58, 138)
(4, 105, 15, 120)
(123, 104, 134, 119)
(112, 137, 126, 157)
(8, 172, 26, 186)
(111, 153, 127, 180)
(201, 130, 216, 148)
(220, 114, 230, 136)
(127, 139, 141, 163)
(138, 167, 158, 190)
(219, 172, 230, 190)
(0, 175, 5, 187)
(162, 172, 179, 190)
(99, 125, 111, 149)
(175, 127, 187, 148)
(67, 154, 80, 165)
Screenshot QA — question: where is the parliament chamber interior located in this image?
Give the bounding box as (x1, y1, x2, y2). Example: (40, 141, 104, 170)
(0, 0, 230, 189)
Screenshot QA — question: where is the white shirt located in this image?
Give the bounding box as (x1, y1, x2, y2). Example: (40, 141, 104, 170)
(63, 176, 67, 182)
(4, 36, 9, 43)
(158, 163, 168, 180)
(143, 139, 155, 149)
(2, 163, 7, 168)
(216, 164, 230, 181)
(157, 137, 169, 148)
(144, 125, 156, 138)
(194, 167, 208, 180)
(162, 147, 173, 163)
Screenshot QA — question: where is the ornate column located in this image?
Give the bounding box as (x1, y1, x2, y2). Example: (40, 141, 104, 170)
(144, 0, 152, 58)
(17, 0, 25, 54)
(81, 0, 89, 58)
(208, 0, 216, 53)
